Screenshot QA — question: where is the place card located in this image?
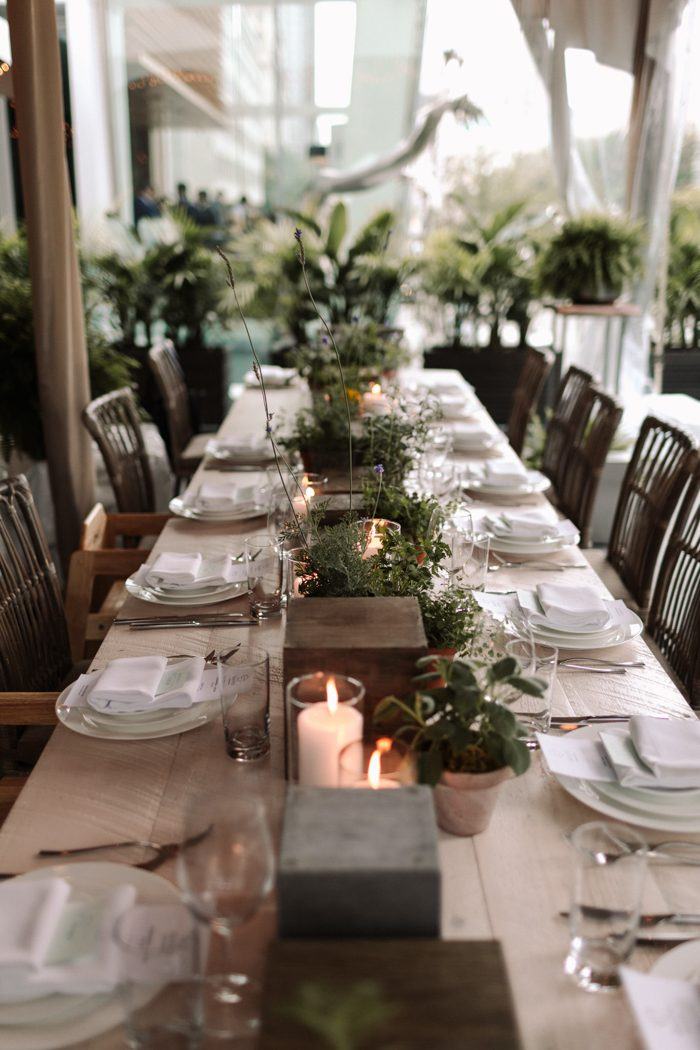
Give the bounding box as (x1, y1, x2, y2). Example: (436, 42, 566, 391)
(536, 733, 617, 782)
(63, 662, 254, 710)
(621, 967, 700, 1050)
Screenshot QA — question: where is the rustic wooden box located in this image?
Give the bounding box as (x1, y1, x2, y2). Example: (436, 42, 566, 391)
(283, 596, 428, 732)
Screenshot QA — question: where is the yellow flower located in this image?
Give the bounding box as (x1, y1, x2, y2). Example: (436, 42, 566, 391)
(346, 388, 361, 402)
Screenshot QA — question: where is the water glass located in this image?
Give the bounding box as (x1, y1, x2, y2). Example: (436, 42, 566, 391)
(245, 536, 283, 618)
(283, 546, 310, 601)
(443, 531, 489, 590)
(504, 638, 558, 744)
(565, 822, 647, 992)
(114, 903, 204, 1049)
(218, 646, 270, 761)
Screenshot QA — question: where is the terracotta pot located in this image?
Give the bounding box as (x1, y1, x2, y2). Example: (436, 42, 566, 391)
(433, 766, 513, 836)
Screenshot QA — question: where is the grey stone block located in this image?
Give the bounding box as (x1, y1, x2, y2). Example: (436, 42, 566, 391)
(277, 786, 441, 938)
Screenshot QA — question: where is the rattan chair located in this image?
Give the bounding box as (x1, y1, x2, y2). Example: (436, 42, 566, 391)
(541, 366, 593, 495)
(646, 466, 700, 707)
(507, 347, 553, 456)
(586, 418, 698, 615)
(555, 386, 623, 548)
(0, 477, 64, 812)
(82, 387, 156, 513)
(148, 340, 209, 480)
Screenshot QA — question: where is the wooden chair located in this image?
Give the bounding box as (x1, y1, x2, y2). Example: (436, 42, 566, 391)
(64, 503, 169, 662)
(507, 347, 553, 456)
(555, 386, 623, 548)
(82, 387, 156, 512)
(646, 465, 700, 707)
(541, 366, 593, 495)
(148, 340, 209, 481)
(0, 477, 64, 814)
(586, 418, 698, 615)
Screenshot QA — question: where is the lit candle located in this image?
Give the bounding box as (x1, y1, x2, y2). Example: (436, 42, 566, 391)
(361, 382, 390, 417)
(297, 677, 364, 787)
(357, 741, 400, 789)
(362, 522, 382, 559)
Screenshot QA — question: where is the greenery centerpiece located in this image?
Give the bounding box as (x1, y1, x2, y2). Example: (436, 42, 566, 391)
(374, 654, 546, 835)
(289, 320, 409, 391)
(536, 212, 644, 305)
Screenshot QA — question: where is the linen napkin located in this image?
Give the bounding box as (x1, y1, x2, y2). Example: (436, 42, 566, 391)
(188, 480, 258, 513)
(0, 878, 71, 973)
(450, 422, 496, 450)
(600, 716, 700, 790)
(244, 365, 295, 387)
(529, 582, 611, 632)
(148, 551, 202, 585)
(87, 655, 205, 714)
(206, 435, 272, 462)
(135, 553, 247, 592)
(439, 396, 478, 421)
(482, 460, 528, 485)
(0, 883, 137, 1002)
(483, 506, 560, 539)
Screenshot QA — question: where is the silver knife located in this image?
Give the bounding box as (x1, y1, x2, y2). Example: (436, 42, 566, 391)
(126, 619, 257, 630)
(560, 909, 700, 926)
(115, 613, 253, 625)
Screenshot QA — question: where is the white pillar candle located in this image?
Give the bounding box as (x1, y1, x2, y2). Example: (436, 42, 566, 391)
(354, 746, 400, 789)
(297, 678, 363, 787)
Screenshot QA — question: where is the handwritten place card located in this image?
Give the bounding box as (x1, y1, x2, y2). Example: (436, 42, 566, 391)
(64, 662, 255, 710)
(536, 733, 617, 782)
(621, 967, 700, 1050)
(116, 905, 209, 983)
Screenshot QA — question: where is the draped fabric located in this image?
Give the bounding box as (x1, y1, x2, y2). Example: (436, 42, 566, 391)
(511, 0, 696, 397)
(7, 0, 95, 568)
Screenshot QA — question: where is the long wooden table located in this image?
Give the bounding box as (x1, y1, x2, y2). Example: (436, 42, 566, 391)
(1, 370, 697, 1049)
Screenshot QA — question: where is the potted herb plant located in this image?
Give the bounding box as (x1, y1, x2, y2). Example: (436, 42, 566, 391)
(420, 203, 541, 422)
(537, 213, 644, 305)
(374, 654, 545, 836)
(659, 189, 700, 398)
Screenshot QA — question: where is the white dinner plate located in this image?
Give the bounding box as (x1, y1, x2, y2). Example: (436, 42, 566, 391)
(594, 780, 700, 817)
(526, 613, 643, 651)
(125, 575, 246, 607)
(463, 470, 551, 498)
(169, 496, 267, 522)
(0, 863, 177, 1050)
(550, 727, 700, 833)
(204, 440, 273, 464)
(56, 684, 220, 742)
(452, 434, 504, 453)
(482, 534, 579, 556)
(651, 939, 700, 981)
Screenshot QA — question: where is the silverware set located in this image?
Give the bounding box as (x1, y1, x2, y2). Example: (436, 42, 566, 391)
(557, 656, 646, 675)
(35, 825, 213, 872)
(114, 612, 257, 630)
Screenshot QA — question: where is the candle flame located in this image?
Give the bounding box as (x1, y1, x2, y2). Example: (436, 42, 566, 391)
(326, 676, 338, 714)
(371, 382, 382, 395)
(304, 485, 315, 499)
(376, 737, 393, 754)
(368, 749, 382, 789)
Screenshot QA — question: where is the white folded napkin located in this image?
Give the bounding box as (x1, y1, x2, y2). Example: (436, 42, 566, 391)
(87, 655, 205, 714)
(482, 460, 528, 485)
(530, 582, 611, 632)
(439, 395, 477, 420)
(0, 883, 137, 1002)
(450, 422, 495, 449)
(244, 365, 295, 387)
(188, 481, 258, 513)
(137, 554, 247, 592)
(484, 506, 560, 539)
(148, 551, 202, 585)
(616, 716, 700, 789)
(0, 878, 71, 973)
(206, 435, 272, 461)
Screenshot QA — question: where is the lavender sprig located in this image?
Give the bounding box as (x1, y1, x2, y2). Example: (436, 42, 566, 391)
(216, 246, 312, 548)
(295, 227, 354, 511)
(371, 463, 384, 521)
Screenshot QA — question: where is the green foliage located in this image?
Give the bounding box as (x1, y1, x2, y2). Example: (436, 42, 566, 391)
(362, 481, 442, 547)
(0, 231, 136, 461)
(276, 980, 395, 1050)
(537, 213, 644, 304)
(231, 206, 410, 341)
(419, 202, 540, 346)
(288, 321, 409, 390)
(374, 654, 544, 779)
(417, 587, 482, 652)
(664, 188, 700, 350)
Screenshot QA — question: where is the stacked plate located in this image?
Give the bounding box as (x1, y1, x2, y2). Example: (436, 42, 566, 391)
(553, 727, 700, 833)
(0, 863, 177, 1050)
(477, 510, 580, 558)
(126, 555, 247, 606)
(464, 468, 551, 499)
(510, 588, 643, 651)
(170, 480, 268, 522)
(205, 438, 274, 465)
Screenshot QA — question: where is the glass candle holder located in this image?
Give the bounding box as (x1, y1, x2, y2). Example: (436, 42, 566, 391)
(285, 672, 365, 786)
(283, 546, 315, 602)
(266, 470, 328, 536)
(357, 518, 401, 559)
(338, 737, 415, 789)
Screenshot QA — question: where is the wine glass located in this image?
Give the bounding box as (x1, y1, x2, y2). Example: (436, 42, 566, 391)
(176, 796, 274, 1039)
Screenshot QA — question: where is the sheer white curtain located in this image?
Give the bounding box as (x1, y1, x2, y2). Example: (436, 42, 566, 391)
(512, 0, 697, 397)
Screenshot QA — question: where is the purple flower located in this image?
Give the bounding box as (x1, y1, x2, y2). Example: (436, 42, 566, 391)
(373, 464, 384, 475)
(294, 227, 302, 241)
(321, 335, 330, 346)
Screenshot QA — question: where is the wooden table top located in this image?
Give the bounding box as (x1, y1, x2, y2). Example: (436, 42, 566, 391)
(0, 370, 696, 1049)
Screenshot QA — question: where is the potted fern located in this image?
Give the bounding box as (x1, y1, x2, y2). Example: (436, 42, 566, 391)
(374, 654, 545, 836)
(537, 213, 644, 305)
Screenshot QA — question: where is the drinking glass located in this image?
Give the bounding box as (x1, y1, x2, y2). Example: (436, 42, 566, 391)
(425, 428, 454, 469)
(504, 638, 558, 744)
(245, 535, 283, 618)
(442, 531, 489, 590)
(218, 646, 270, 761)
(176, 796, 274, 1039)
(114, 902, 204, 1049)
(565, 822, 647, 992)
(442, 522, 474, 587)
(283, 546, 310, 601)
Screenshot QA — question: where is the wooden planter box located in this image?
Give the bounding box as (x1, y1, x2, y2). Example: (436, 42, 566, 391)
(283, 597, 428, 734)
(423, 344, 528, 424)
